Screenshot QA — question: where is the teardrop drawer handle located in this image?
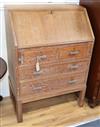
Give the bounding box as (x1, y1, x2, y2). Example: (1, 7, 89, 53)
(35, 55, 47, 72)
(68, 79, 77, 84)
(69, 64, 79, 70)
(68, 50, 80, 55)
(36, 60, 40, 72)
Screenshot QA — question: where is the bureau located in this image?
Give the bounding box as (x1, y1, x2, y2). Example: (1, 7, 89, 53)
(5, 4, 94, 122)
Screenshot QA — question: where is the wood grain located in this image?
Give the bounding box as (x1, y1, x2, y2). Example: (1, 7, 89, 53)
(0, 95, 100, 127)
(19, 61, 89, 81)
(5, 9, 18, 98)
(20, 72, 86, 103)
(5, 5, 94, 122)
(9, 7, 94, 48)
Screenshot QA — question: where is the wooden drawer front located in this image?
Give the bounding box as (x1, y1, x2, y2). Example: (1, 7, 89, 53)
(19, 61, 89, 81)
(18, 47, 58, 65)
(59, 43, 92, 61)
(20, 73, 86, 99)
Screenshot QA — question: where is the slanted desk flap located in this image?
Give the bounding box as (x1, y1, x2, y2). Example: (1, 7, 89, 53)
(9, 6, 94, 48)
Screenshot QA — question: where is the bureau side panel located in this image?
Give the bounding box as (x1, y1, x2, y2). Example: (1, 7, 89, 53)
(5, 9, 18, 98)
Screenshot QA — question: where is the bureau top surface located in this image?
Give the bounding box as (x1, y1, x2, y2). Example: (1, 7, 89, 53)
(8, 5, 94, 48)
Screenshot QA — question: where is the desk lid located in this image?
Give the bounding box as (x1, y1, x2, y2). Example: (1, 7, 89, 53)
(8, 5, 94, 48)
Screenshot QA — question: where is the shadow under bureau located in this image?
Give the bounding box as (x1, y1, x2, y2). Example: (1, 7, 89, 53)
(5, 4, 94, 122)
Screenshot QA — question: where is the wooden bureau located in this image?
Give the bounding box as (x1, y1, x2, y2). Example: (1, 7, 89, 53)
(5, 4, 94, 122)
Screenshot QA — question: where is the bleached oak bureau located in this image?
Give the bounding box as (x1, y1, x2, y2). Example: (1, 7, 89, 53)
(5, 5, 94, 122)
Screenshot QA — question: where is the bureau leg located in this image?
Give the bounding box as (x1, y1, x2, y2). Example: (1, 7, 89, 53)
(16, 100, 23, 122)
(9, 86, 13, 99)
(9, 78, 23, 122)
(88, 99, 97, 108)
(78, 88, 86, 107)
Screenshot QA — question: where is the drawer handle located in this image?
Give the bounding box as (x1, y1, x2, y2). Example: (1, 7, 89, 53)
(68, 79, 77, 84)
(37, 55, 47, 61)
(69, 64, 79, 70)
(31, 86, 42, 91)
(68, 50, 80, 55)
(35, 55, 47, 72)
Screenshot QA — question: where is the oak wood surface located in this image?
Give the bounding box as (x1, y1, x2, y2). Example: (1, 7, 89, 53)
(19, 61, 89, 81)
(5, 10, 18, 99)
(5, 5, 94, 122)
(18, 42, 93, 66)
(20, 72, 86, 103)
(8, 6, 94, 48)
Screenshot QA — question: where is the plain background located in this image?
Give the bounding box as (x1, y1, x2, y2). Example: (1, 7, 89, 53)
(0, 0, 79, 97)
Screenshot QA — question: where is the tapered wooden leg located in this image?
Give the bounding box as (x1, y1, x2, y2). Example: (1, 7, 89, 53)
(9, 79, 23, 122)
(10, 87, 23, 122)
(16, 100, 23, 122)
(9, 86, 13, 99)
(78, 88, 86, 107)
(88, 99, 97, 108)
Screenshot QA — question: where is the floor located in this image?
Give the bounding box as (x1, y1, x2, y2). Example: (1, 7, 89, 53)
(0, 94, 100, 127)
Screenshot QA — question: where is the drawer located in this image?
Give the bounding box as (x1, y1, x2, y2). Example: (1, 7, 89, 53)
(19, 61, 89, 81)
(18, 46, 58, 65)
(59, 43, 93, 61)
(20, 73, 86, 100)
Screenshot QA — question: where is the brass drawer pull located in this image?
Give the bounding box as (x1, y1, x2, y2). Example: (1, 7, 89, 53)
(68, 50, 80, 55)
(68, 79, 77, 84)
(69, 64, 79, 70)
(37, 55, 47, 61)
(31, 86, 42, 91)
